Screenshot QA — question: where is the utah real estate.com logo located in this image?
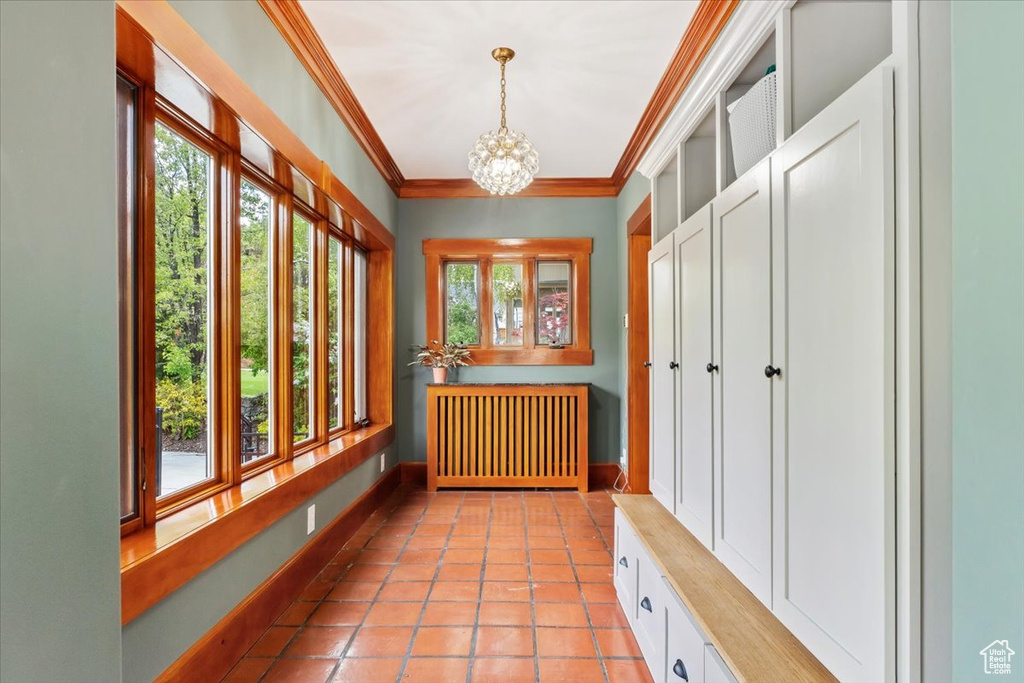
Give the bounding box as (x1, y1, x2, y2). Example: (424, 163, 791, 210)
(980, 640, 1015, 675)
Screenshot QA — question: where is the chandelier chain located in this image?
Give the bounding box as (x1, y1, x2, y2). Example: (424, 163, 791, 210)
(499, 61, 507, 132)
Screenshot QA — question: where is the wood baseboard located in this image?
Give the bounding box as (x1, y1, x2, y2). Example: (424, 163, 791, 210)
(400, 462, 622, 490)
(156, 466, 402, 683)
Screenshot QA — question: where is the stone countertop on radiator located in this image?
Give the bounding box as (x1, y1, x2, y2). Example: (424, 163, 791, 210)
(425, 382, 591, 386)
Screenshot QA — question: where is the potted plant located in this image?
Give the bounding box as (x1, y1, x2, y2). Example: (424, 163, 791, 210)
(409, 340, 471, 384)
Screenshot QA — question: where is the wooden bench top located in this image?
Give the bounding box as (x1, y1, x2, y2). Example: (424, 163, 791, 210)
(613, 494, 837, 683)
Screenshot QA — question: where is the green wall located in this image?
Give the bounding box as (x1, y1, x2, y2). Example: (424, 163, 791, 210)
(951, 1, 1024, 680)
(395, 198, 622, 465)
(616, 173, 652, 471)
(0, 1, 123, 680)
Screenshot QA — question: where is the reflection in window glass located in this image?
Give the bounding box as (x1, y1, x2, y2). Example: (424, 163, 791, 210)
(445, 261, 479, 345)
(492, 262, 523, 346)
(293, 213, 313, 442)
(353, 248, 367, 422)
(328, 236, 343, 430)
(537, 261, 572, 345)
(240, 180, 272, 464)
(154, 122, 213, 498)
(117, 76, 138, 519)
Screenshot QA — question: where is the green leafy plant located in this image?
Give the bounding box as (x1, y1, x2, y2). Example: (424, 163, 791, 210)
(156, 378, 206, 440)
(409, 340, 472, 369)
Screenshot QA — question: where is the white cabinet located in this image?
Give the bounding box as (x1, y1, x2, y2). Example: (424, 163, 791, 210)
(649, 236, 677, 514)
(711, 160, 774, 607)
(664, 578, 707, 683)
(614, 509, 638, 620)
(635, 549, 667, 682)
(769, 67, 895, 683)
(673, 204, 714, 549)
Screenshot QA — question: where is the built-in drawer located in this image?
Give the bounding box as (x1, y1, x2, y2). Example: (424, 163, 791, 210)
(704, 644, 738, 683)
(614, 509, 638, 619)
(663, 577, 707, 683)
(635, 544, 667, 681)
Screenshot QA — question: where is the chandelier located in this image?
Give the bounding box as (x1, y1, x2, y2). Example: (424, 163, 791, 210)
(468, 47, 539, 196)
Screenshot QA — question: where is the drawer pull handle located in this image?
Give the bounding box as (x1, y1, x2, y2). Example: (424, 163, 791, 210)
(673, 658, 688, 680)
(618, 556, 628, 568)
(640, 596, 652, 612)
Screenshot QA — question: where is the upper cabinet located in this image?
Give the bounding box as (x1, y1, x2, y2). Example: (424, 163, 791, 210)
(643, 0, 895, 251)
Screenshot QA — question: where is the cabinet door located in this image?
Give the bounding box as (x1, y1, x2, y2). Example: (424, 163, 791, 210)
(712, 160, 773, 607)
(649, 236, 676, 513)
(674, 204, 714, 549)
(770, 66, 895, 683)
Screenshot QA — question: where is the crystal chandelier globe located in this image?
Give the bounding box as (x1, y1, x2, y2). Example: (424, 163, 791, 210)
(468, 47, 539, 196)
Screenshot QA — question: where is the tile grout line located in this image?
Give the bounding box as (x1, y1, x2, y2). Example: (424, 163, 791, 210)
(394, 489, 467, 682)
(463, 491, 494, 683)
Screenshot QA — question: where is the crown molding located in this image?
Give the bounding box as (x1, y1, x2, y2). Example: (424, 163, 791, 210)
(398, 178, 618, 199)
(636, 0, 792, 178)
(611, 0, 739, 189)
(257, 0, 405, 193)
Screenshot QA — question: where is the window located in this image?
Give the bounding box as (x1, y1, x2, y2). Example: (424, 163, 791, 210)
(353, 248, 368, 422)
(328, 236, 344, 431)
(492, 262, 523, 346)
(117, 75, 138, 524)
(154, 121, 214, 499)
(424, 238, 593, 365)
(116, 10, 395, 542)
(445, 261, 480, 345)
(240, 179, 273, 464)
(292, 212, 314, 443)
(536, 261, 572, 345)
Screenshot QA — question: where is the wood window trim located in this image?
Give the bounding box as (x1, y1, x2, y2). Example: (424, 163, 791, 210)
(424, 238, 593, 366)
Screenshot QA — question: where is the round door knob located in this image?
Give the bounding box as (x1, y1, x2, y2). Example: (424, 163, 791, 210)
(643, 361, 652, 368)
(765, 364, 781, 378)
(673, 659, 689, 680)
(706, 363, 719, 373)
(669, 361, 679, 370)
(640, 596, 653, 612)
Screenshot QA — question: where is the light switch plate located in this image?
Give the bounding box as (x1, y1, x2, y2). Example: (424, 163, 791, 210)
(380, 453, 386, 473)
(306, 504, 315, 535)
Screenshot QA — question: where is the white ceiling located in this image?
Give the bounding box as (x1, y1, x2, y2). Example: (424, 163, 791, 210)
(299, 0, 700, 178)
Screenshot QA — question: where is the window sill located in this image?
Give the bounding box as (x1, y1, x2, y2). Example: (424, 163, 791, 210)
(463, 347, 594, 366)
(119, 423, 394, 625)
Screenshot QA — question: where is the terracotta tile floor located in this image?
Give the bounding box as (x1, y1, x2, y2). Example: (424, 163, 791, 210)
(222, 486, 652, 683)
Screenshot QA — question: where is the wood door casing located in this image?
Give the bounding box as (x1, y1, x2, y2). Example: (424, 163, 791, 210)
(627, 196, 652, 494)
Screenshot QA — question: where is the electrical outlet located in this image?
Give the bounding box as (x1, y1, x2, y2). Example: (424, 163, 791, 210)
(620, 447, 628, 467)
(306, 504, 316, 535)
(623, 313, 629, 329)
(380, 452, 386, 473)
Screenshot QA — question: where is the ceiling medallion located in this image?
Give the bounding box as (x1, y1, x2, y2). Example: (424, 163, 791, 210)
(468, 47, 540, 196)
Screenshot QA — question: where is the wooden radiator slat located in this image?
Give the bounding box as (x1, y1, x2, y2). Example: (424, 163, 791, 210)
(426, 384, 589, 492)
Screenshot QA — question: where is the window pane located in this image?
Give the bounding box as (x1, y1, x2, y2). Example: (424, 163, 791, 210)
(117, 76, 137, 520)
(445, 262, 479, 345)
(240, 180, 272, 464)
(292, 213, 313, 443)
(154, 122, 213, 498)
(537, 261, 573, 345)
(353, 248, 367, 422)
(328, 236, 343, 430)
(492, 262, 523, 346)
